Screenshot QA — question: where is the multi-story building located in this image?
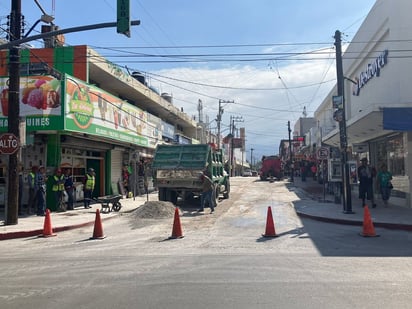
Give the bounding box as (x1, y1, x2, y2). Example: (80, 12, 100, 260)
(0, 45, 198, 209)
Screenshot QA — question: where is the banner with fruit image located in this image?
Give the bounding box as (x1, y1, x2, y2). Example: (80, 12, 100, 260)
(0, 75, 63, 131)
(65, 75, 151, 147)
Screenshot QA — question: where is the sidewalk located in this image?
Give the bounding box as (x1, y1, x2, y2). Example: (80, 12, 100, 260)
(0, 193, 154, 240)
(290, 177, 412, 231)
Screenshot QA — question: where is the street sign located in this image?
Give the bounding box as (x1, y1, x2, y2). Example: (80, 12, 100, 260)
(117, 0, 131, 37)
(0, 133, 19, 155)
(317, 147, 329, 160)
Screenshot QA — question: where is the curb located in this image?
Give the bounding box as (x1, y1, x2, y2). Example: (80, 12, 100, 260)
(0, 213, 120, 241)
(295, 209, 412, 232)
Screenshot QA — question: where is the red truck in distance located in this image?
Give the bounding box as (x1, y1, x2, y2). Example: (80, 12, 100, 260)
(259, 155, 283, 181)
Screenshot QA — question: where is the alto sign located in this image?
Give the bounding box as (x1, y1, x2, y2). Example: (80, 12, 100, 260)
(0, 133, 19, 155)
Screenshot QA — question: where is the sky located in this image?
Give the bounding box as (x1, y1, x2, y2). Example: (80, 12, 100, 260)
(0, 0, 377, 163)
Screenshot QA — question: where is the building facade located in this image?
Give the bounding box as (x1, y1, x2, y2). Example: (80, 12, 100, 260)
(316, 0, 412, 208)
(0, 45, 198, 209)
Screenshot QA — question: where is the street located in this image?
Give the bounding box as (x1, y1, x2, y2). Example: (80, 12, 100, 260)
(1, 177, 412, 309)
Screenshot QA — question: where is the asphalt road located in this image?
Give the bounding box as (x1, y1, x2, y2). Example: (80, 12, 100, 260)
(1, 177, 412, 309)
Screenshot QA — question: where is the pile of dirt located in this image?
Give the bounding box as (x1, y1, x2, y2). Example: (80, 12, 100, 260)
(132, 201, 177, 219)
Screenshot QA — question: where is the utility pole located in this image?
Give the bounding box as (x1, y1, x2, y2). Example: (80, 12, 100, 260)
(250, 148, 254, 169)
(5, 0, 22, 225)
(334, 30, 353, 214)
(288, 121, 294, 182)
(229, 115, 243, 177)
(216, 99, 233, 149)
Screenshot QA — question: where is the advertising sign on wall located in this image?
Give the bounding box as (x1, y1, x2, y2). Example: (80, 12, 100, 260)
(65, 75, 150, 147)
(0, 75, 63, 132)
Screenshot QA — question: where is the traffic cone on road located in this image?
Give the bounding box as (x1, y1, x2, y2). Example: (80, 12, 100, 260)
(41, 209, 56, 237)
(90, 209, 106, 239)
(359, 205, 379, 237)
(262, 206, 278, 237)
(169, 207, 184, 239)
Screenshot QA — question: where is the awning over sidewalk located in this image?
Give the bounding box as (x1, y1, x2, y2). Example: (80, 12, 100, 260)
(383, 107, 412, 131)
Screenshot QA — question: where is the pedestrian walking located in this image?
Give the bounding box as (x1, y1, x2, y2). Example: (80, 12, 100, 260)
(357, 158, 377, 208)
(197, 170, 215, 214)
(34, 166, 47, 216)
(27, 166, 37, 214)
(83, 168, 95, 209)
(377, 163, 393, 207)
(64, 169, 75, 210)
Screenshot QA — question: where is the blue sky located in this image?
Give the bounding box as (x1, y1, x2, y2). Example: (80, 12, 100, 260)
(0, 0, 376, 162)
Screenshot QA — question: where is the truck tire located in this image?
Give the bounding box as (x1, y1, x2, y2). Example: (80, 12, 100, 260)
(214, 185, 220, 204)
(158, 188, 167, 201)
(166, 189, 178, 205)
(223, 179, 230, 199)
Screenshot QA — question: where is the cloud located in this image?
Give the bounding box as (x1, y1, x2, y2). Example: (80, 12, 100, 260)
(149, 52, 337, 160)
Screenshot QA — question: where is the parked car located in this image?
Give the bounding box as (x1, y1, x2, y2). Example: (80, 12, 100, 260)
(242, 169, 252, 177)
(251, 170, 258, 176)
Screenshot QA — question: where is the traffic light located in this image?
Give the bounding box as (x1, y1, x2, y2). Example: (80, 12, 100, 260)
(117, 0, 131, 37)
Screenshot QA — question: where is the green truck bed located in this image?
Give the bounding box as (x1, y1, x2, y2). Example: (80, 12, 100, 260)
(152, 144, 230, 204)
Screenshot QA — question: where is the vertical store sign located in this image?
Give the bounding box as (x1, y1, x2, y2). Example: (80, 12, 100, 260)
(117, 0, 131, 37)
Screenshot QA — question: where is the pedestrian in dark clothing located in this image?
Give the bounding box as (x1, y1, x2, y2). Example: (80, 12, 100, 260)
(358, 158, 376, 208)
(35, 166, 47, 216)
(64, 169, 75, 210)
(197, 170, 215, 214)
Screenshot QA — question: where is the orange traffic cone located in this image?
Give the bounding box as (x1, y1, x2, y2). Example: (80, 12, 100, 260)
(359, 205, 379, 237)
(41, 209, 56, 237)
(169, 207, 184, 239)
(90, 209, 106, 239)
(262, 206, 278, 237)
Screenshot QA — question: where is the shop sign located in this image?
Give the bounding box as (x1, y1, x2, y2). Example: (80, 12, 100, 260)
(352, 49, 388, 96)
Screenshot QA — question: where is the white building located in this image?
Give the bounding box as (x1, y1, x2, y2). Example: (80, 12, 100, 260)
(316, 0, 412, 208)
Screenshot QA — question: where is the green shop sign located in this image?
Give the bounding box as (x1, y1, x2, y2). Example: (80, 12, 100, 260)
(65, 75, 150, 147)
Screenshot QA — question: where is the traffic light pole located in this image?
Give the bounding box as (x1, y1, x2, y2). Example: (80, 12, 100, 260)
(4, 0, 140, 224)
(334, 30, 353, 214)
(6, 0, 22, 225)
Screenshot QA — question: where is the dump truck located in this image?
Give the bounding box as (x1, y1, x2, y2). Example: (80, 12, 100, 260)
(259, 155, 283, 181)
(152, 144, 230, 205)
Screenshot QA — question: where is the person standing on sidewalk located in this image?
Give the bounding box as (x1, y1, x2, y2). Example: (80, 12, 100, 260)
(377, 163, 393, 207)
(357, 158, 377, 208)
(51, 168, 66, 211)
(27, 166, 38, 214)
(64, 169, 75, 210)
(34, 166, 47, 216)
(83, 168, 95, 209)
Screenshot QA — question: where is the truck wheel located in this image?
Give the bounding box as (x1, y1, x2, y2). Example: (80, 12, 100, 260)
(158, 188, 167, 201)
(214, 185, 220, 204)
(223, 180, 230, 199)
(166, 189, 178, 205)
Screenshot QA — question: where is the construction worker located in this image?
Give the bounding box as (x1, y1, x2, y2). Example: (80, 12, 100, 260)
(52, 168, 66, 211)
(83, 168, 95, 209)
(27, 166, 38, 214)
